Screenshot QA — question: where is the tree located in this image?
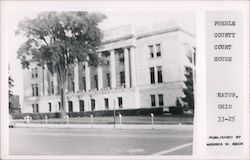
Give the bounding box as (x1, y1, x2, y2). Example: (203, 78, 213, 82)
(9, 65, 14, 113)
(9, 75, 14, 111)
(175, 97, 182, 108)
(8, 64, 14, 97)
(9, 75, 14, 97)
(181, 66, 194, 112)
(16, 12, 106, 117)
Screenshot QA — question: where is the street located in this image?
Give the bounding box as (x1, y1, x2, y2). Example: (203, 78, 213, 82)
(9, 127, 193, 155)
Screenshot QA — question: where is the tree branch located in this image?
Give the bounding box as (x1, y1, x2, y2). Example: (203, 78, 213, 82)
(41, 37, 49, 46)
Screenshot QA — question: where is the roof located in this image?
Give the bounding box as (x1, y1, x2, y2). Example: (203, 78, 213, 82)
(101, 20, 195, 44)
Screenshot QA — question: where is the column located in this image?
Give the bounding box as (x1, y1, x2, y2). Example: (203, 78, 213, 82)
(87, 97, 91, 111)
(85, 61, 91, 91)
(124, 48, 130, 88)
(43, 66, 49, 96)
(154, 66, 158, 84)
(130, 46, 137, 87)
(110, 50, 116, 89)
(74, 63, 79, 92)
(53, 73, 58, 95)
(40, 68, 44, 96)
(97, 53, 103, 90)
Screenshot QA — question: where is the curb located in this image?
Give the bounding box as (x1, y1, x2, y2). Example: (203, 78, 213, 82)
(13, 123, 193, 130)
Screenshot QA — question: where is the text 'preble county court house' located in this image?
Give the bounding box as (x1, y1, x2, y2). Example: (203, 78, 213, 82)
(22, 20, 195, 113)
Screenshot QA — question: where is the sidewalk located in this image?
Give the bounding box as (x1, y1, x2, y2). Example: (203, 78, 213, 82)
(13, 123, 193, 130)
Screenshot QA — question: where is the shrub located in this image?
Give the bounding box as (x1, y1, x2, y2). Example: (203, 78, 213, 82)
(66, 107, 164, 118)
(11, 112, 60, 120)
(175, 97, 182, 108)
(11, 107, 163, 119)
(169, 106, 184, 115)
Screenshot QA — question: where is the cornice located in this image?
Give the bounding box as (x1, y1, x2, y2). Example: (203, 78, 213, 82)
(101, 27, 195, 45)
(101, 34, 134, 45)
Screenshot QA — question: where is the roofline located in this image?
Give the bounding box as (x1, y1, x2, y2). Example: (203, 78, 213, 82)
(101, 27, 195, 45)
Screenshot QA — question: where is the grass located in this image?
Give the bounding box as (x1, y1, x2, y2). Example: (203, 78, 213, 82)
(13, 114, 193, 125)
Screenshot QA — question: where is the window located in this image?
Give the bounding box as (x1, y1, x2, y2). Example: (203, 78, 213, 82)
(79, 100, 84, 112)
(58, 102, 61, 111)
(107, 73, 111, 88)
(150, 67, 155, 84)
(157, 66, 163, 83)
(156, 44, 161, 57)
(82, 76, 86, 91)
(94, 75, 98, 89)
(31, 69, 34, 78)
(151, 95, 156, 107)
(32, 83, 39, 96)
(149, 45, 154, 58)
(31, 68, 38, 78)
(51, 82, 54, 95)
(158, 94, 164, 106)
(119, 52, 124, 62)
(193, 50, 196, 66)
(72, 81, 75, 93)
(186, 46, 193, 64)
(32, 104, 35, 113)
(32, 84, 35, 96)
(187, 54, 192, 63)
(33, 104, 39, 112)
(68, 101, 73, 112)
(49, 102, 52, 112)
(91, 99, 95, 111)
(120, 71, 125, 85)
(104, 98, 109, 109)
(35, 68, 38, 78)
(118, 97, 123, 109)
(35, 84, 39, 96)
(35, 104, 39, 113)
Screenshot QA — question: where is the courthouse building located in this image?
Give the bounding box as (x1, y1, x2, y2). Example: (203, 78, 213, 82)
(22, 20, 195, 113)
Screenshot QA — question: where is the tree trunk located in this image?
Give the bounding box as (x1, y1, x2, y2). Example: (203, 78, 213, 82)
(57, 65, 69, 118)
(59, 87, 67, 118)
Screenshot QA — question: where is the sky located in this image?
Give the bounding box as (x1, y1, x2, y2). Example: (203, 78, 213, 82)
(7, 11, 195, 105)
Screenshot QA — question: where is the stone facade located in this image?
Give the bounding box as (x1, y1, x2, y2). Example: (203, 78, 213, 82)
(22, 20, 195, 113)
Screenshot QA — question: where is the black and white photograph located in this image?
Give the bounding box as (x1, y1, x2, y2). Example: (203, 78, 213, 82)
(7, 9, 196, 156)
